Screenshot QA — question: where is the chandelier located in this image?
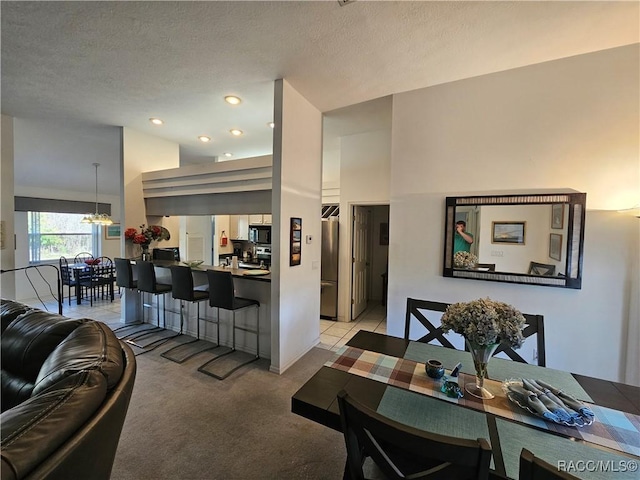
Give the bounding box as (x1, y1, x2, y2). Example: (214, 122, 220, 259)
(81, 163, 113, 225)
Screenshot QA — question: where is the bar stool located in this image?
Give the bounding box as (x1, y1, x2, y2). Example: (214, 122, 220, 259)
(130, 261, 178, 350)
(111, 258, 155, 338)
(198, 270, 260, 380)
(161, 265, 212, 363)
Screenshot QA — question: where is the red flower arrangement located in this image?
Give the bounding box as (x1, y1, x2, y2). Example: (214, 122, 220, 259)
(124, 224, 170, 248)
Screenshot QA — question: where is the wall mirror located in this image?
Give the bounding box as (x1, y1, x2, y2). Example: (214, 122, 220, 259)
(443, 191, 586, 289)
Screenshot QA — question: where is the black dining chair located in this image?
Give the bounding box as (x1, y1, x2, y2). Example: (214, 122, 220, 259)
(528, 262, 556, 276)
(337, 389, 492, 480)
(92, 256, 115, 302)
(519, 449, 579, 480)
(74, 252, 94, 264)
(59, 256, 78, 306)
(197, 270, 259, 380)
(404, 298, 546, 366)
(161, 265, 211, 363)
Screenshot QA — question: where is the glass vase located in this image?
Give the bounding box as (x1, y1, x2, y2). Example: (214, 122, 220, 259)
(465, 339, 499, 399)
(141, 245, 151, 261)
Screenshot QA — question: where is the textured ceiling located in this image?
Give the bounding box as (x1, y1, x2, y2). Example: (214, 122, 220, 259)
(2, 1, 638, 195)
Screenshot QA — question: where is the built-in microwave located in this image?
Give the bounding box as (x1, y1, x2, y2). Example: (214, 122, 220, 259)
(249, 226, 271, 244)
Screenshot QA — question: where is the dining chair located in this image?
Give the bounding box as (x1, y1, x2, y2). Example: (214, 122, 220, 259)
(404, 298, 456, 348)
(92, 256, 115, 301)
(519, 449, 579, 480)
(337, 389, 492, 480)
(74, 252, 94, 264)
(59, 256, 78, 306)
(528, 262, 556, 276)
(404, 298, 546, 366)
(197, 270, 259, 380)
(161, 265, 211, 363)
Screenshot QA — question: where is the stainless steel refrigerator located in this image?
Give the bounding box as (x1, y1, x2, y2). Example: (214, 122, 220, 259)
(321, 218, 339, 320)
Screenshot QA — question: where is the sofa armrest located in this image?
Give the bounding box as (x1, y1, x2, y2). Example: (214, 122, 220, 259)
(1, 370, 106, 480)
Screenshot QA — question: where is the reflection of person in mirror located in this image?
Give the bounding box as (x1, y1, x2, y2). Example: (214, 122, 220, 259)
(454, 220, 474, 253)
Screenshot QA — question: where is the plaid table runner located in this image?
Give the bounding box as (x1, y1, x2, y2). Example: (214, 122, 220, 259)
(325, 346, 640, 457)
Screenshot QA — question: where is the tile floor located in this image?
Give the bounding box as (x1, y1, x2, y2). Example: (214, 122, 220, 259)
(318, 302, 387, 351)
(25, 294, 387, 353)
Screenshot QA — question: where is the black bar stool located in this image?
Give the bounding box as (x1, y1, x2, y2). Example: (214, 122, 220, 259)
(113, 258, 153, 338)
(161, 265, 213, 363)
(129, 261, 178, 350)
(198, 270, 260, 380)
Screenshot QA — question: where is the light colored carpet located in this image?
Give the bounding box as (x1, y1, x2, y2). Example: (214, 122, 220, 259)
(111, 341, 347, 480)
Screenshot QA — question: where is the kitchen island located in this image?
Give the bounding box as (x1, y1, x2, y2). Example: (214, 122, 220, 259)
(123, 260, 271, 359)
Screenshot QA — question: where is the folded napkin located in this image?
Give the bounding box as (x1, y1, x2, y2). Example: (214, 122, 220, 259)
(507, 384, 560, 423)
(536, 379, 595, 419)
(522, 379, 574, 423)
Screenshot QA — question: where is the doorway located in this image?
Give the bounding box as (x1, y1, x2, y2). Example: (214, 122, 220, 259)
(351, 204, 389, 321)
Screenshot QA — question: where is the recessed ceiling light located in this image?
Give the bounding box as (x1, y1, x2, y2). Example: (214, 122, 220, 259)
(268, 122, 275, 129)
(223, 152, 233, 158)
(224, 95, 242, 105)
(198, 136, 211, 143)
(149, 118, 164, 125)
(230, 129, 243, 136)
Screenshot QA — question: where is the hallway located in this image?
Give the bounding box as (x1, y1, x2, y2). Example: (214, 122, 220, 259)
(318, 303, 387, 351)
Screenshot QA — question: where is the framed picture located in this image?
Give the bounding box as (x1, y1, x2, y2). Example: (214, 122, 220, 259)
(551, 204, 564, 229)
(290, 217, 302, 266)
(491, 221, 526, 245)
(104, 224, 121, 240)
(549, 233, 562, 261)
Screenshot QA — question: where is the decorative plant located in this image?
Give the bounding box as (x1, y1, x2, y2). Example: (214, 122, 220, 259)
(124, 224, 170, 249)
(441, 297, 526, 399)
(453, 251, 478, 268)
(440, 297, 525, 348)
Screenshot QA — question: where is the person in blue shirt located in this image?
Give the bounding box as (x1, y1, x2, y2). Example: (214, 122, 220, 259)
(454, 220, 474, 253)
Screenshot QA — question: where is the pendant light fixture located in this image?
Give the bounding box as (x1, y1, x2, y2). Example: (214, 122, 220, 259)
(81, 163, 113, 225)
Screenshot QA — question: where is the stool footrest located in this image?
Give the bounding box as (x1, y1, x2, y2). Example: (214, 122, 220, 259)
(161, 338, 220, 363)
(197, 349, 259, 380)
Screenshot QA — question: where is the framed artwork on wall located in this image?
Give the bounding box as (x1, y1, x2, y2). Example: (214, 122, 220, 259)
(549, 233, 562, 261)
(290, 217, 302, 266)
(551, 204, 564, 229)
(104, 224, 121, 240)
(491, 221, 526, 245)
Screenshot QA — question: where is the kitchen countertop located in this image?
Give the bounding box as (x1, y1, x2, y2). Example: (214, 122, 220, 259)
(139, 260, 272, 282)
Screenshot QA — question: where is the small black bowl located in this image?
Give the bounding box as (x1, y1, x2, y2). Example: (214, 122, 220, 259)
(425, 359, 445, 379)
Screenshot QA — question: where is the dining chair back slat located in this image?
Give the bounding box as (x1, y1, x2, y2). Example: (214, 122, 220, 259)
(404, 297, 546, 366)
(337, 389, 492, 480)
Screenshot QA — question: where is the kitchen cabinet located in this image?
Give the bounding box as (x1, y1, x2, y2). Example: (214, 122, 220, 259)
(229, 215, 249, 240)
(249, 214, 272, 225)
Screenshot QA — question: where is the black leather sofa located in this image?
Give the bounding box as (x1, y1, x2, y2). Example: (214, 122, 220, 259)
(0, 299, 136, 480)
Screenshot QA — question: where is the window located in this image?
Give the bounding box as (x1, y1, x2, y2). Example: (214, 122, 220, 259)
(28, 212, 96, 263)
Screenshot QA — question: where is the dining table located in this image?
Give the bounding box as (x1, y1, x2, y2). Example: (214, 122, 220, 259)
(291, 331, 640, 479)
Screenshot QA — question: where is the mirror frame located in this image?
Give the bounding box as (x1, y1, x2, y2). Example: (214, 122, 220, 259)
(443, 192, 586, 289)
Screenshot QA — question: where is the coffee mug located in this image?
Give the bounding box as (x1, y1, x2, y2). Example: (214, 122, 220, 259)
(425, 359, 445, 379)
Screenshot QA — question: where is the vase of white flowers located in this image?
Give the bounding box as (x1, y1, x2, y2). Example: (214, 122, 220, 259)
(453, 251, 478, 269)
(441, 298, 525, 399)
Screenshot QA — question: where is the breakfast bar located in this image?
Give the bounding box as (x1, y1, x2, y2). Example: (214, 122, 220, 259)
(125, 260, 272, 359)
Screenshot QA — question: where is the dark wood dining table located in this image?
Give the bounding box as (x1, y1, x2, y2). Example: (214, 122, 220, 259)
(291, 331, 640, 479)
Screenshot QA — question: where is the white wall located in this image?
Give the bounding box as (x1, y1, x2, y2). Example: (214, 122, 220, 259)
(0, 115, 16, 298)
(121, 127, 180, 321)
(338, 129, 391, 321)
(388, 44, 639, 384)
(271, 79, 322, 373)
